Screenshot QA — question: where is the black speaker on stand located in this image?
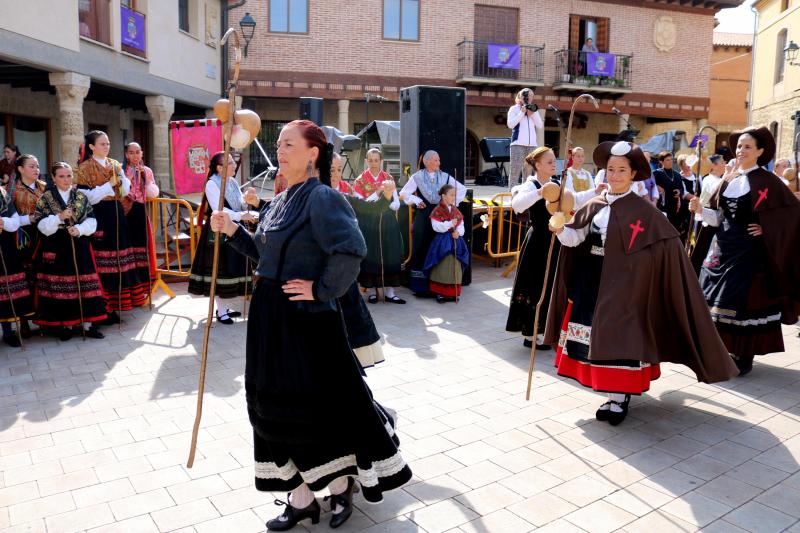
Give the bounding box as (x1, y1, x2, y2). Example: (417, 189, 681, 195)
(299, 97, 324, 125)
(400, 86, 466, 183)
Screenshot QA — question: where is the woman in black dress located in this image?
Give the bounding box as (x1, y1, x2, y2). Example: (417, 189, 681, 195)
(211, 120, 411, 531)
(188, 152, 256, 324)
(505, 147, 561, 349)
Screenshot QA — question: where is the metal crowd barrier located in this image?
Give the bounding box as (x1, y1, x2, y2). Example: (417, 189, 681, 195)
(482, 192, 525, 276)
(148, 197, 198, 298)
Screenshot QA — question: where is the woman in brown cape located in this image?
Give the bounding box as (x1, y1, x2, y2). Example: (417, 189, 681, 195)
(694, 127, 800, 376)
(545, 141, 738, 426)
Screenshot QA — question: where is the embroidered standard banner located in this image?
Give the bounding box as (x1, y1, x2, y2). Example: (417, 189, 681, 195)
(169, 119, 223, 196)
(586, 52, 616, 77)
(120, 6, 146, 51)
(488, 43, 520, 70)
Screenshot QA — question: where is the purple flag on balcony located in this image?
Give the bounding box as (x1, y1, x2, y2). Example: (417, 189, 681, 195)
(488, 43, 520, 70)
(121, 6, 146, 52)
(586, 53, 615, 76)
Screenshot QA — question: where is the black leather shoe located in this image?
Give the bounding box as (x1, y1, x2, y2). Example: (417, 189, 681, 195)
(266, 495, 320, 531)
(58, 327, 74, 341)
(607, 395, 631, 426)
(226, 310, 243, 318)
(523, 338, 533, 348)
(99, 311, 120, 325)
(215, 311, 234, 325)
(731, 353, 753, 376)
(2, 334, 21, 348)
(85, 326, 105, 339)
(326, 478, 358, 529)
(595, 401, 612, 422)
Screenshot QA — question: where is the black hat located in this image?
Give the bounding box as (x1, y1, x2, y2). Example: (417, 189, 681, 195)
(592, 141, 651, 181)
(708, 154, 724, 164)
(728, 126, 776, 167)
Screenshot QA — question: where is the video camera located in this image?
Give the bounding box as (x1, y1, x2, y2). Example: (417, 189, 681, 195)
(521, 89, 539, 113)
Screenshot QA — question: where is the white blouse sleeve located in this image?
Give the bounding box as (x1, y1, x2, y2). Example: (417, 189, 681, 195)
(2, 212, 20, 233)
(36, 214, 60, 236)
(389, 190, 400, 211)
(121, 176, 131, 197)
(431, 219, 453, 233)
(85, 182, 115, 205)
(557, 225, 590, 247)
(76, 217, 97, 237)
(205, 180, 242, 222)
(511, 180, 542, 213)
(455, 219, 465, 237)
(19, 214, 31, 226)
(400, 178, 422, 206)
(701, 208, 722, 227)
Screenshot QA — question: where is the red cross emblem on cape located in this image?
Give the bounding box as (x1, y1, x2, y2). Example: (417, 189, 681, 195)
(628, 219, 645, 251)
(754, 188, 768, 210)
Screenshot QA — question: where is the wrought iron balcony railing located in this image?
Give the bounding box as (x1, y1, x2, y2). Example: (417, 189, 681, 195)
(553, 49, 633, 92)
(456, 40, 545, 86)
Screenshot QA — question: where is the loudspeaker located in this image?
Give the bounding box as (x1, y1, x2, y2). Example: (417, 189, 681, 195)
(299, 97, 324, 125)
(400, 86, 466, 182)
(479, 137, 510, 163)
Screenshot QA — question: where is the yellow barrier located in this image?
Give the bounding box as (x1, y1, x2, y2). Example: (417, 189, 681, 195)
(483, 192, 525, 276)
(147, 197, 198, 298)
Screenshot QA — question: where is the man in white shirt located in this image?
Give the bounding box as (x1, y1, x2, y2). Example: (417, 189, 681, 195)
(507, 88, 544, 189)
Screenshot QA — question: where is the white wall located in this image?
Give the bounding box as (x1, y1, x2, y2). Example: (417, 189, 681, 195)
(0, 0, 79, 51)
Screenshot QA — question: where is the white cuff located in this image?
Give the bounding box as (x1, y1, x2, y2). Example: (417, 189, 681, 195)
(37, 214, 61, 236)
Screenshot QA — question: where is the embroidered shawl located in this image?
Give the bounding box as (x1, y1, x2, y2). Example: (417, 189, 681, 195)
(430, 200, 463, 227)
(353, 170, 389, 198)
(75, 158, 125, 200)
(34, 187, 93, 226)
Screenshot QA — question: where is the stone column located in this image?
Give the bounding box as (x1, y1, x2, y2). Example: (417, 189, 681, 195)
(145, 95, 175, 190)
(337, 99, 350, 133)
(49, 72, 90, 163)
(535, 109, 546, 150)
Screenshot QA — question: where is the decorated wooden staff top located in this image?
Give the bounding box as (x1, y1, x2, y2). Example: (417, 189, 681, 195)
(187, 27, 261, 469)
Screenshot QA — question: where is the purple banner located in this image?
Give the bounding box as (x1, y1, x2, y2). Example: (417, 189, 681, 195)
(586, 52, 615, 76)
(121, 6, 146, 52)
(488, 43, 520, 70)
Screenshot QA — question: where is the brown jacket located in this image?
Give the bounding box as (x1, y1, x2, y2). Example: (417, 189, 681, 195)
(544, 193, 738, 384)
(711, 168, 800, 324)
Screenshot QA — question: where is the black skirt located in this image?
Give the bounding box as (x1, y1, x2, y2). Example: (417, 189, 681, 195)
(357, 210, 404, 289)
(90, 200, 148, 311)
(0, 230, 34, 322)
(125, 201, 156, 289)
(246, 279, 411, 502)
(188, 218, 253, 299)
(33, 229, 107, 326)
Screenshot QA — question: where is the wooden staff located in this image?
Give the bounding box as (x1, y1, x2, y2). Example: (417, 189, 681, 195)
(453, 169, 459, 304)
(69, 232, 86, 341)
(0, 246, 23, 350)
(188, 28, 241, 469)
(525, 93, 598, 401)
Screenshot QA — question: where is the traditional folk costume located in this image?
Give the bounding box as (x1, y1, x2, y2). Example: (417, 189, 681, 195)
(689, 170, 724, 274)
(331, 187, 385, 368)
(699, 127, 800, 375)
(224, 177, 411, 508)
(332, 179, 353, 195)
(0, 158, 15, 187)
(75, 157, 148, 312)
(545, 142, 738, 424)
(505, 174, 561, 347)
(563, 167, 597, 209)
(654, 165, 691, 241)
(423, 200, 469, 301)
(0, 188, 34, 344)
(32, 187, 107, 329)
(352, 170, 404, 300)
(123, 164, 159, 295)
(188, 174, 254, 302)
(400, 169, 466, 294)
(9, 177, 46, 275)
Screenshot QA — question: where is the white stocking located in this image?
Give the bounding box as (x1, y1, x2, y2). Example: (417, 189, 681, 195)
(608, 393, 627, 413)
(214, 296, 225, 317)
(385, 287, 396, 299)
(289, 483, 315, 509)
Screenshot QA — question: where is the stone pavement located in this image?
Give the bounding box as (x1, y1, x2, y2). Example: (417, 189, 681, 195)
(1, 263, 799, 533)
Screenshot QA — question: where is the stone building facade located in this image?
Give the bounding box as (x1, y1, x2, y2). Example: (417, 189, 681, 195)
(0, 0, 222, 188)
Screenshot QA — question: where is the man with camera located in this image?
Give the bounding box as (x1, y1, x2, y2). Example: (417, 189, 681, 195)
(507, 88, 544, 189)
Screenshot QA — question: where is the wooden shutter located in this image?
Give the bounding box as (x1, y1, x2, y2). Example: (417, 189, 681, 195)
(474, 5, 519, 43)
(596, 17, 609, 52)
(569, 15, 581, 51)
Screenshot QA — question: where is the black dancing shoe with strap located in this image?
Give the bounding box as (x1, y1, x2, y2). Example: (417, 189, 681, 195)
(606, 395, 631, 427)
(266, 495, 320, 532)
(325, 477, 359, 529)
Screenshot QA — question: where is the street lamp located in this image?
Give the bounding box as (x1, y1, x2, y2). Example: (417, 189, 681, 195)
(239, 12, 256, 57)
(785, 40, 800, 67)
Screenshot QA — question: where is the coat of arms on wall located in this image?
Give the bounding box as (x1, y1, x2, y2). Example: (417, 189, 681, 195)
(654, 15, 677, 52)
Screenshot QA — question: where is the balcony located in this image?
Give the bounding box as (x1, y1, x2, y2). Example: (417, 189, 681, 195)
(456, 40, 545, 87)
(552, 49, 633, 95)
